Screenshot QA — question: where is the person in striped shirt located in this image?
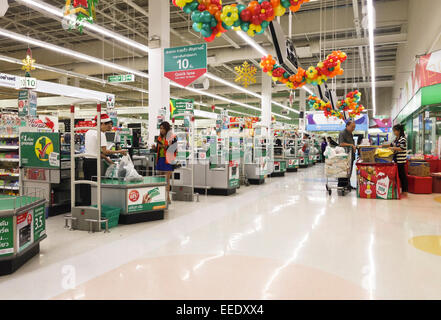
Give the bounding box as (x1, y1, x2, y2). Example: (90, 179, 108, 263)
(386, 124, 408, 193)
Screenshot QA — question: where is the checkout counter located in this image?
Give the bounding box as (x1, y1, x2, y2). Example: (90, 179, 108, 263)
(91, 176, 167, 224)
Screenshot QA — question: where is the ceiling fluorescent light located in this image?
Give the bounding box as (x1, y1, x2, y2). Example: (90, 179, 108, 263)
(205, 73, 261, 99)
(15, 0, 149, 53)
(170, 81, 260, 112)
(367, 0, 376, 116)
(206, 73, 298, 114)
(0, 28, 148, 79)
(236, 30, 268, 57)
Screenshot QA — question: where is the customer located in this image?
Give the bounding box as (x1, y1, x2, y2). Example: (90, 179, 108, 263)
(386, 124, 408, 194)
(152, 122, 177, 204)
(338, 121, 357, 189)
(327, 136, 338, 147)
(320, 137, 328, 160)
(82, 114, 127, 205)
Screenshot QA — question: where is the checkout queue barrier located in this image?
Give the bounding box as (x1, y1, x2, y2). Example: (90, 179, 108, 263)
(65, 101, 108, 233)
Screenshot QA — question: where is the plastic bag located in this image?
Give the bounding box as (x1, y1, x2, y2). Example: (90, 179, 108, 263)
(105, 163, 118, 179)
(335, 147, 347, 155)
(324, 146, 336, 159)
(118, 155, 143, 182)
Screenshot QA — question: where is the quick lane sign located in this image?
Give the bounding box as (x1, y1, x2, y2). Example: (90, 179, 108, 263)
(164, 44, 207, 87)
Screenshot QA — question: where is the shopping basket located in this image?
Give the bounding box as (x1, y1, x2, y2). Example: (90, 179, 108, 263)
(92, 204, 121, 229)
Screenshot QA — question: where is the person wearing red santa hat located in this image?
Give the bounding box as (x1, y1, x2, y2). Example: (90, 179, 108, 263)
(80, 113, 127, 205)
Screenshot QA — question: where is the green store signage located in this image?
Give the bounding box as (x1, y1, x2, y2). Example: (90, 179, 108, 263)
(0, 216, 13, 257)
(33, 204, 46, 242)
(20, 132, 60, 169)
(170, 98, 194, 120)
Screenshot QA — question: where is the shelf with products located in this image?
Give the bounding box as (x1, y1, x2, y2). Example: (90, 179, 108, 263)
(0, 113, 20, 195)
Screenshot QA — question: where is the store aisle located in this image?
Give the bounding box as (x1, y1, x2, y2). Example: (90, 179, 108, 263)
(1, 164, 441, 300)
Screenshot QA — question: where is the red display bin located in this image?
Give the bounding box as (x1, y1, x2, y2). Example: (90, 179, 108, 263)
(408, 175, 433, 194)
(432, 174, 441, 193)
(427, 159, 440, 174)
(356, 162, 401, 200)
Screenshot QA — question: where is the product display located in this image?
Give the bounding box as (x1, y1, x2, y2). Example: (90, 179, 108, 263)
(3, 0, 441, 303)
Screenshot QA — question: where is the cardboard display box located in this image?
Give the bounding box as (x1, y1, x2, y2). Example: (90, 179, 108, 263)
(359, 146, 378, 163)
(375, 155, 394, 164)
(408, 161, 431, 177)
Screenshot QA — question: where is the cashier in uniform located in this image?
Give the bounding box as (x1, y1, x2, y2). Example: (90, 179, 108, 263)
(81, 114, 127, 206)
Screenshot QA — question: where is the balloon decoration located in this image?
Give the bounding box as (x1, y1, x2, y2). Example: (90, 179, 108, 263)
(260, 51, 347, 90)
(172, 0, 310, 42)
(62, 0, 98, 33)
(307, 90, 365, 120)
(235, 61, 257, 88)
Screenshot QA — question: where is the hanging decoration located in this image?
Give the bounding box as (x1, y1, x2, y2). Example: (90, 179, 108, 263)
(22, 48, 36, 76)
(307, 90, 365, 120)
(260, 51, 347, 90)
(172, 0, 310, 42)
(62, 0, 98, 33)
(234, 61, 257, 88)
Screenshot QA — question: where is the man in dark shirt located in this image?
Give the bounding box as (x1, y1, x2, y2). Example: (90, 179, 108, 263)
(338, 121, 356, 189)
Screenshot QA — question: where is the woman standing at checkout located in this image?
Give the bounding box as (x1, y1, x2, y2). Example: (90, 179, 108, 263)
(82, 114, 127, 205)
(385, 124, 408, 194)
(152, 121, 177, 204)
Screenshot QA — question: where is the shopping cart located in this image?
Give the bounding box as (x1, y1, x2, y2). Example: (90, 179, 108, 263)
(325, 151, 352, 196)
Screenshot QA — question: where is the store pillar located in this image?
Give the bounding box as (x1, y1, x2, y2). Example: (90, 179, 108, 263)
(261, 69, 272, 128)
(148, 0, 170, 145)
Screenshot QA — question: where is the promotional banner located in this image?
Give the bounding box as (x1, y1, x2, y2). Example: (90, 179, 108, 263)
(127, 186, 166, 213)
(306, 112, 368, 132)
(38, 115, 59, 132)
(17, 211, 33, 253)
(20, 132, 60, 169)
(164, 44, 207, 87)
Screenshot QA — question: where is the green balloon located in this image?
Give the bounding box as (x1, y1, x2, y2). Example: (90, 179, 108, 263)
(191, 11, 201, 23)
(281, 0, 291, 8)
(192, 22, 202, 33)
(261, 20, 269, 29)
(210, 17, 217, 28)
(237, 4, 246, 13)
(201, 11, 212, 23)
(241, 22, 250, 32)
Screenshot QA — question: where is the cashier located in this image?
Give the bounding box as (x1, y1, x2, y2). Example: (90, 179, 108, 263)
(338, 120, 356, 189)
(81, 113, 127, 205)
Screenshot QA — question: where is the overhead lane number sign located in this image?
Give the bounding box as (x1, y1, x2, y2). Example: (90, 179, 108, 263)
(164, 43, 207, 87)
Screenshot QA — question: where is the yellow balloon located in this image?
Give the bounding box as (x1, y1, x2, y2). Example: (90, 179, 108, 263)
(274, 5, 286, 16)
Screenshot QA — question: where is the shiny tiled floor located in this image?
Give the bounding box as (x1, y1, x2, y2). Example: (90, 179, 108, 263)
(1, 164, 441, 300)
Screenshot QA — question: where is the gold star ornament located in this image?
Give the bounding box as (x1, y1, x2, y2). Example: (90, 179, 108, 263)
(22, 49, 36, 73)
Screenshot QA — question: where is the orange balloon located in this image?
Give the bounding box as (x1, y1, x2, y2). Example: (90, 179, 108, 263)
(215, 11, 222, 22)
(208, 4, 218, 15)
(270, 0, 280, 8)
